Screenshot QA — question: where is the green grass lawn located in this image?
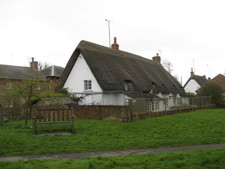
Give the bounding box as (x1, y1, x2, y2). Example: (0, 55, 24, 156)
(1, 148, 225, 169)
(1, 109, 225, 157)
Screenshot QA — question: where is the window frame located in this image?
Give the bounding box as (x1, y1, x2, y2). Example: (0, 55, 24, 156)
(84, 80, 92, 91)
(123, 80, 134, 91)
(7, 82, 12, 89)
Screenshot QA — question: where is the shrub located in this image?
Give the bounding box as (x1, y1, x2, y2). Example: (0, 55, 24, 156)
(197, 81, 223, 107)
(184, 92, 196, 97)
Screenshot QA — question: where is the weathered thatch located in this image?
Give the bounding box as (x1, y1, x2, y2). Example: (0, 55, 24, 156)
(59, 40, 184, 95)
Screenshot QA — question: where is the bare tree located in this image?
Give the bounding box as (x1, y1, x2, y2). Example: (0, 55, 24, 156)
(162, 60, 173, 74)
(38, 62, 49, 70)
(12, 79, 42, 126)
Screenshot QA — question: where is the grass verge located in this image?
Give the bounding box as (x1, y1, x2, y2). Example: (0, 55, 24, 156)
(1, 109, 225, 157)
(1, 148, 225, 168)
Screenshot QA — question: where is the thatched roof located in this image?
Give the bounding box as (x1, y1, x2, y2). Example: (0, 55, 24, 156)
(59, 40, 184, 95)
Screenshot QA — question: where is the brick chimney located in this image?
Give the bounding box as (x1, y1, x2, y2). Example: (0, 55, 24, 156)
(111, 37, 119, 50)
(30, 57, 38, 70)
(152, 53, 161, 64)
(190, 68, 194, 78)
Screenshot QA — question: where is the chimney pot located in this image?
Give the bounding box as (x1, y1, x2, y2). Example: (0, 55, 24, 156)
(152, 53, 161, 64)
(111, 37, 119, 50)
(30, 57, 38, 70)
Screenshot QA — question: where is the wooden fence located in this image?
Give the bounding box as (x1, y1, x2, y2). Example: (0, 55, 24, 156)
(129, 96, 212, 115)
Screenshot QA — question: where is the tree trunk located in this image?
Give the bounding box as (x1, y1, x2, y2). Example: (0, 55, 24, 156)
(0, 104, 3, 126)
(24, 108, 28, 126)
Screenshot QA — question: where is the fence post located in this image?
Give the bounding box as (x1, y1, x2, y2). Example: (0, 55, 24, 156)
(128, 99, 133, 117)
(202, 97, 204, 109)
(32, 116, 37, 134)
(0, 104, 3, 126)
(191, 97, 194, 111)
(71, 115, 75, 133)
(179, 98, 181, 113)
(164, 98, 167, 115)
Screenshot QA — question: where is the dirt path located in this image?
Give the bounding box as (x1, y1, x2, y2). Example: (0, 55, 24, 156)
(1, 143, 225, 162)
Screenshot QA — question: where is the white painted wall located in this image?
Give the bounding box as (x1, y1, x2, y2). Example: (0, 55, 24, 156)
(76, 93, 125, 105)
(63, 54, 126, 105)
(156, 92, 181, 98)
(157, 97, 190, 112)
(63, 54, 102, 93)
(184, 79, 200, 94)
(102, 93, 125, 105)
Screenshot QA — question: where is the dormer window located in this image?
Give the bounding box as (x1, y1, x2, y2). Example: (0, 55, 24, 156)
(162, 83, 167, 93)
(150, 82, 156, 94)
(152, 82, 156, 89)
(84, 80, 92, 90)
(123, 80, 134, 91)
(173, 84, 176, 89)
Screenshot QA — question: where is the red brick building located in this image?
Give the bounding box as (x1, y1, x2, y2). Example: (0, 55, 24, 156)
(0, 58, 64, 112)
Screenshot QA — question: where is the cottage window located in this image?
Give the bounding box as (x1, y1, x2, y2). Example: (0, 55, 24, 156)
(150, 99, 159, 111)
(222, 91, 225, 101)
(123, 80, 134, 91)
(7, 82, 12, 89)
(154, 99, 159, 111)
(84, 80, 92, 90)
(150, 82, 156, 94)
(173, 96, 176, 104)
(35, 85, 41, 91)
(7, 99, 13, 107)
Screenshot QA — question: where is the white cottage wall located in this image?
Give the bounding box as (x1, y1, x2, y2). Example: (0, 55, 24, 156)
(184, 79, 200, 94)
(102, 93, 125, 105)
(63, 54, 102, 93)
(63, 54, 126, 105)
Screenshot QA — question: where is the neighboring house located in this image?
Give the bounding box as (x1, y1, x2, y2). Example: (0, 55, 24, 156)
(0, 57, 64, 89)
(41, 65, 64, 92)
(41, 65, 64, 82)
(0, 58, 64, 107)
(211, 74, 225, 100)
(59, 38, 184, 105)
(183, 68, 208, 94)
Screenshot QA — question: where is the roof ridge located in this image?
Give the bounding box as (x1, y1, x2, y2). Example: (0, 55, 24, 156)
(0, 64, 31, 69)
(77, 40, 154, 63)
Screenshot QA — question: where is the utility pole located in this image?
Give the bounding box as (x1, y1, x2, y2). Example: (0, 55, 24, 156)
(105, 19, 111, 47)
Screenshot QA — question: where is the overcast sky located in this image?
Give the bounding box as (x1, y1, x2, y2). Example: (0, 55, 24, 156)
(0, 0, 225, 84)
